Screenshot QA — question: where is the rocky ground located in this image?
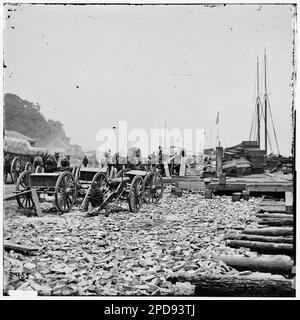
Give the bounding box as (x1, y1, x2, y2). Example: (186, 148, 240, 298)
(4, 185, 261, 296)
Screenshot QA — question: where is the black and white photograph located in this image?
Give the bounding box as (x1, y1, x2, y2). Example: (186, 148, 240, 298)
(1, 1, 297, 300)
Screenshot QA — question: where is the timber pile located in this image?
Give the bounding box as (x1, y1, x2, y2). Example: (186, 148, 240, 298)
(222, 158, 251, 176)
(223, 196, 295, 283)
(224, 141, 266, 175)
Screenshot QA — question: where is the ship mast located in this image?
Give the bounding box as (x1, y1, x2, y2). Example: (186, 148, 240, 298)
(264, 49, 268, 154)
(256, 57, 261, 148)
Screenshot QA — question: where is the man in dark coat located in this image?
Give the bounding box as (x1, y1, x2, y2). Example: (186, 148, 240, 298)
(83, 156, 89, 167)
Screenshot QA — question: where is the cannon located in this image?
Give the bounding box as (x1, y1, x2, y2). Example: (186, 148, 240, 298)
(86, 169, 164, 217)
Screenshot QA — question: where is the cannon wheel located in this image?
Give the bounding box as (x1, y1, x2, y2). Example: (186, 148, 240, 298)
(35, 165, 43, 173)
(91, 171, 107, 188)
(11, 157, 22, 183)
(55, 171, 77, 213)
(143, 172, 164, 204)
(128, 175, 144, 213)
(92, 171, 109, 199)
(16, 171, 34, 209)
(116, 169, 124, 178)
(25, 162, 33, 172)
(3, 167, 8, 184)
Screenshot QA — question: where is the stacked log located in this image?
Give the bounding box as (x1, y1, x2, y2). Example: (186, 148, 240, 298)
(225, 201, 295, 264)
(216, 255, 294, 275)
(167, 273, 294, 297)
(226, 240, 293, 255)
(243, 227, 293, 236)
(224, 232, 293, 244)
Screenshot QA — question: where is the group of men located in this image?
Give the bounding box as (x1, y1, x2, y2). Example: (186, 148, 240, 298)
(32, 153, 71, 172)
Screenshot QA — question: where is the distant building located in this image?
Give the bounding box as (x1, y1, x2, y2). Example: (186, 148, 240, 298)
(5, 130, 36, 147)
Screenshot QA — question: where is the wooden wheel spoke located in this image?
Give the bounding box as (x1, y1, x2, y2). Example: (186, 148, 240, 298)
(20, 196, 26, 206)
(66, 195, 72, 207)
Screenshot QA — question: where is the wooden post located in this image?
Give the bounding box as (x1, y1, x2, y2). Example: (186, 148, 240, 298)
(164, 162, 170, 178)
(205, 189, 213, 199)
(285, 191, 293, 214)
(218, 173, 226, 185)
(215, 147, 223, 178)
(81, 185, 92, 211)
(179, 157, 186, 176)
(242, 190, 250, 200)
(31, 188, 42, 217)
(232, 192, 241, 202)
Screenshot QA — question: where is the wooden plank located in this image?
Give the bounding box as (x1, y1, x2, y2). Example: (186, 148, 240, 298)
(4, 241, 39, 254)
(126, 170, 147, 176)
(209, 183, 246, 192)
(258, 206, 287, 213)
(285, 191, 293, 213)
(81, 185, 92, 211)
(179, 157, 186, 176)
(79, 167, 107, 173)
(164, 163, 170, 178)
(4, 190, 31, 201)
(31, 188, 42, 217)
(256, 213, 293, 219)
(246, 184, 293, 192)
(177, 181, 204, 190)
(162, 178, 174, 184)
(259, 201, 285, 207)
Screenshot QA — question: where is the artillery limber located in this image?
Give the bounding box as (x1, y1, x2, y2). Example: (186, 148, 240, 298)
(15, 169, 77, 213)
(86, 169, 164, 217)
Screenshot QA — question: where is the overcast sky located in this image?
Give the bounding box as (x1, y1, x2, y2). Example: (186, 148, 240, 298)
(3, 4, 295, 155)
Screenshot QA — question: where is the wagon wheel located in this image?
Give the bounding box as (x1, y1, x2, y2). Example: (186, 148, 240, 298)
(10, 157, 22, 184)
(72, 165, 77, 176)
(35, 165, 43, 173)
(128, 175, 144, 213)
(16, 171, 34, 209)
(116, 168, 131, 178)
(55, 171, 77, 213)
(74, 165, 81, 185)
(25, 162, 33, 172)
(143, 172, 164, 204)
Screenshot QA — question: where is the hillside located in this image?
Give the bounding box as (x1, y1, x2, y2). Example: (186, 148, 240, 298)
(3, 93, 70, 147)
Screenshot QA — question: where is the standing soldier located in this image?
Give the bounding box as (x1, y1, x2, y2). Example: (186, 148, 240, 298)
(83, 155, 89, 167)
(107, 149, 113, 178)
